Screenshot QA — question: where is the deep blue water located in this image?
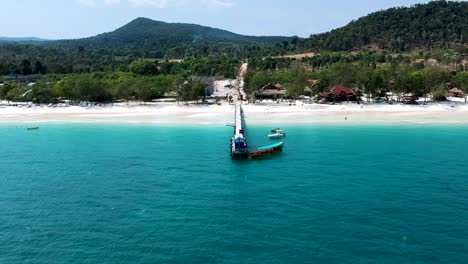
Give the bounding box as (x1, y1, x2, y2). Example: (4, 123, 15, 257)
(0, 124, 467, 264)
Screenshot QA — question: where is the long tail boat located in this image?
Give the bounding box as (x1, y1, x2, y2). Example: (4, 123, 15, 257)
(248, 142, 284, 159)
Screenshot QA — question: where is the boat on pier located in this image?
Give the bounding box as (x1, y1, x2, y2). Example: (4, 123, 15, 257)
(231, 102, 249, 159)
(230, 102, 284, 159)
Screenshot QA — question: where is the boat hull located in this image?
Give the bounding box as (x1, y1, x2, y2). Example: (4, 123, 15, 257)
(268, 134, 285, 139)
(248, 143, 284, 158)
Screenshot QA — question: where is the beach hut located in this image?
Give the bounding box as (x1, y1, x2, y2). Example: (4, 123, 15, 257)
(332, 86, 357, 102)
(305, 79, 319, 96)
(402, 93, 419, 104)
(319, 85, 357, 103)
(303, 87, 312, 96)
(255, 83, 286, 99)
(449, 88, 463, 97)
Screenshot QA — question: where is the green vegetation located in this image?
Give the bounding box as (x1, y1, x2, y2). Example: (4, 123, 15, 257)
(249, 49, 466, 72)
(299, 0, 467, 52)
(454, 71, 468, 103)
(0, 17, 290, 75)
(0, 55, 241, 79)
(245, 61, 467, 103)
(59, 18, 290, 58)
(177, 79, 207, 103)
(0, 72, 209, 104)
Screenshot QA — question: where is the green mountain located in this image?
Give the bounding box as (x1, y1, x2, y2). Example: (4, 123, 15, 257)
(89, 18, 287, 45)
(301, 0, 467, 51)
(53, 18, 290, 58)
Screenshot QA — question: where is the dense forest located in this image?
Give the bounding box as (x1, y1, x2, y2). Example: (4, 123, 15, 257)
(0, 17, 289, 75)
(249, 50, 467, 72)
(299, 0, 468, 52)
(0, 17, 290, 75)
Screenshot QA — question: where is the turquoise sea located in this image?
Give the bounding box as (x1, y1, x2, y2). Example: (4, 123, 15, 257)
(0, 124, 467, 263)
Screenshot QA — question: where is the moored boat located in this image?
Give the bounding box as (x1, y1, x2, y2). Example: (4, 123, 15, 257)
(27, 127, 39, 131)
(248, 142, 284, 158)
(268, 128, 285, 139)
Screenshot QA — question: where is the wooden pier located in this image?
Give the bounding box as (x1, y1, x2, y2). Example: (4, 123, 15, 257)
(230, 102, 284, 159)
(230, 102, 249, 159)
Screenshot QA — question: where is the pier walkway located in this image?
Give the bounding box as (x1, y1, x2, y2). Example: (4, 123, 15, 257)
(230, 102, 248, 159)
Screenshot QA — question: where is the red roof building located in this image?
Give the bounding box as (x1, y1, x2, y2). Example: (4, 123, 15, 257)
(331, 85, 355, 95)
(318, 85, 357, 103)
(307, 79, 319, 86)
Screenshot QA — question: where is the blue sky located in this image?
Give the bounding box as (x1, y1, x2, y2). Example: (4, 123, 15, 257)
(0, 0, 433, 39)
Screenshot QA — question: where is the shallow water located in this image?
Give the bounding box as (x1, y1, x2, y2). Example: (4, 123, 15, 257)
(0, 124, 467, 263)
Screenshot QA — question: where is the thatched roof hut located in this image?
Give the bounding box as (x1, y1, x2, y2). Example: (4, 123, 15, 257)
(255, 83, 286, 99)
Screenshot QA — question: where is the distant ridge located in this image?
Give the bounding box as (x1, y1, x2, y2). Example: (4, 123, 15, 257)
(0, 37, 47, 42)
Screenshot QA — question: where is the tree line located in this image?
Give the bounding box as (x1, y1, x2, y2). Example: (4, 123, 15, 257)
(245, 62, 468, 103)
(248, 50, 467, 72)
(0, 72, 207, 104)
(0, 44, 242, 78)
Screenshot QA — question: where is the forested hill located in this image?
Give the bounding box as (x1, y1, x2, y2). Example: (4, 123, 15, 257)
(52, 17, 291, 58)
(90, 18, 288, 45)
(300, 0, 468, 52)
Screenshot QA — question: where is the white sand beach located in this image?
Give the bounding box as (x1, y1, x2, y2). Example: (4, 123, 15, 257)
(1, 100, 468, 125)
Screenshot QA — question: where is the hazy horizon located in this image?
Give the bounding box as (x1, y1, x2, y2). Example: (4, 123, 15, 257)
(0, 0, 438, 40)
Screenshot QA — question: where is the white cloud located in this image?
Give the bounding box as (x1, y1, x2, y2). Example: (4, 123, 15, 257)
(203, 0, 234, 8)
(128, 0, 169, 8)
(77, 0, 234, 8)
(104, 0, 121, 4)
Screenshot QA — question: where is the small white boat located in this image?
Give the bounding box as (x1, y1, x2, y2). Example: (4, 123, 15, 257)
(268, 129, 286, 139)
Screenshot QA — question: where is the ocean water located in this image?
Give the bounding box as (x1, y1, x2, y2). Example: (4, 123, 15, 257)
(0, 124, 467, 264)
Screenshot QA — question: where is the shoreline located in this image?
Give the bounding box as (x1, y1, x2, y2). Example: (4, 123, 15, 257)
(1, 102, 468, 125)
